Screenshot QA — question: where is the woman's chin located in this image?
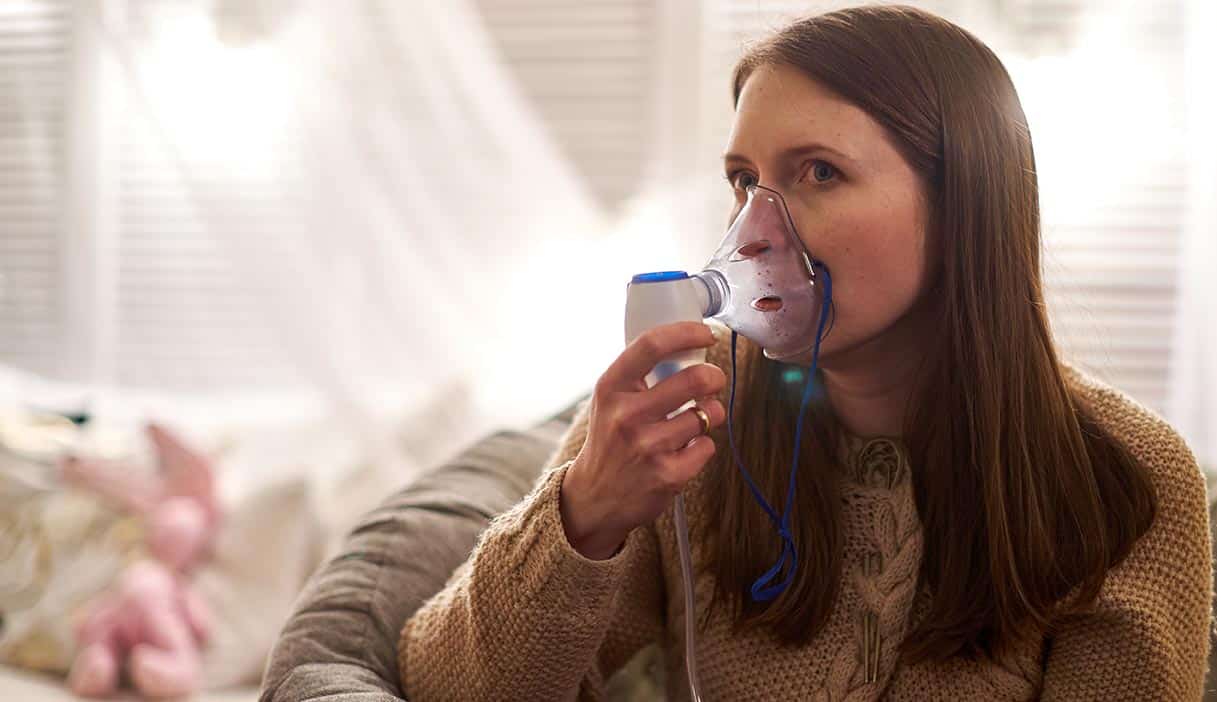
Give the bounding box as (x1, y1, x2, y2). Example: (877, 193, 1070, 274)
(765, 342, 821, 368)
(768, 334, 854, 369)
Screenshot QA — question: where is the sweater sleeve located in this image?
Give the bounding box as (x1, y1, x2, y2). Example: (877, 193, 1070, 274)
(397, 399, 667, 701)
(1041, 424, 1213, 701)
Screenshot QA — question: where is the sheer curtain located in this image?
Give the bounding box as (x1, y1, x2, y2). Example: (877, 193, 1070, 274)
(1168, 0, 1217, 470)
(0, 0, 722, 510)
(83, 0, 670, 444)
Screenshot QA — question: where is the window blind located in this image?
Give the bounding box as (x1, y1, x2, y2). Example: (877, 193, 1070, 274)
(0, 0, 297, 390)
(113, 8, 296, 392)
(473, 0, 656, 212)
(0, 0, 67, 378)
(1005, 0, 1186, 412)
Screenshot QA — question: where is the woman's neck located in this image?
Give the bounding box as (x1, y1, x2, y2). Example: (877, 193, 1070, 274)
(819, 311, 929, 439)
(821, 363, 916, 438)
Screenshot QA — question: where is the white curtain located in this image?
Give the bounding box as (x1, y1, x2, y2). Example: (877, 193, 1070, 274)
(87, 0, 689, 448)
(1168, 0, 1217, 470)
(1, 5, 711, 685)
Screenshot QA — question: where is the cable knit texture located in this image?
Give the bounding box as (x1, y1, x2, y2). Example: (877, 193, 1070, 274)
(398, 326, 1213, 701)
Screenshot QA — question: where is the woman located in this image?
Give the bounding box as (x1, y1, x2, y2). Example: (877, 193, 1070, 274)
(398, 5, 1212, 700)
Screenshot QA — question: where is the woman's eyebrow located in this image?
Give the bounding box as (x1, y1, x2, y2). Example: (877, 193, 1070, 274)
(723, 142, 854, 167)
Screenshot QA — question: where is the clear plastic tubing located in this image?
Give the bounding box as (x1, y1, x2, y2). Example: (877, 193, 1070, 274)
(673, 493, 704, 702)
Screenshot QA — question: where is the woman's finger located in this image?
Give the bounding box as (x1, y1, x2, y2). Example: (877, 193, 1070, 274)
(656, 435, 718, 489)
(600, 322, 716, 391)
(634, 363, 727, 422)
(632, 399, 727, 454)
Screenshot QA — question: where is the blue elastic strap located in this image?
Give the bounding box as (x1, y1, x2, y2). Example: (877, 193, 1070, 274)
(726, 264, 833, 602)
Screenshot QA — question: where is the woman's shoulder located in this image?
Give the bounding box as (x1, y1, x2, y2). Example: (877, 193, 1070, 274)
(1063, 363, 1209, 529)
(1041, 364, 1212, 702)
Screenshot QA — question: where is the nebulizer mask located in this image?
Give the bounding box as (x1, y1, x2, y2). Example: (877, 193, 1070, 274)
(624, 184, 832, 701)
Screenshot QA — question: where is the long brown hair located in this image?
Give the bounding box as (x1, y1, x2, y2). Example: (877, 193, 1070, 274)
(704, 5, 1157, 663)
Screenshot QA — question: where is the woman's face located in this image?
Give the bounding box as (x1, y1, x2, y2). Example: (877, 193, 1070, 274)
(724, 63, 930, 364)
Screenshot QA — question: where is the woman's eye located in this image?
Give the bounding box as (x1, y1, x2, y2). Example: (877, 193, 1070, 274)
(809, 161, 837, 183)
(729, 171, 758, 191)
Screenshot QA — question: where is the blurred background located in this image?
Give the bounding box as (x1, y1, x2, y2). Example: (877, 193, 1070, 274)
(0, 0, 1214, 697)
(1, 0, 1215, 458)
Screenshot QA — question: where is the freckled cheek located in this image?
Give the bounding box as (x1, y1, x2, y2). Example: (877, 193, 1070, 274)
(856, 217, 927, 319)
(811, 213, 925, 326)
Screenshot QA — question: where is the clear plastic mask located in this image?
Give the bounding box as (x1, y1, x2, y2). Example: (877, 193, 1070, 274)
(694, 184, 831, 361)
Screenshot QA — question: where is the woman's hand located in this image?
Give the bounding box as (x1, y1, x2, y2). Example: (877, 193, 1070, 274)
(559, 322, 728, 560)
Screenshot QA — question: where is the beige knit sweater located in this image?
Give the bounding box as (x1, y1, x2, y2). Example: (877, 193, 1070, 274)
(398, 331, 1213, 701)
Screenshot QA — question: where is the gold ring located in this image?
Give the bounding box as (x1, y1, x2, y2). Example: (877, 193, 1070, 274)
(691, 405, 711, 436)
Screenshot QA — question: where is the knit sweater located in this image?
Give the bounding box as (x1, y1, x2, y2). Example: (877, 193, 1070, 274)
(398, 329, 1213, 701)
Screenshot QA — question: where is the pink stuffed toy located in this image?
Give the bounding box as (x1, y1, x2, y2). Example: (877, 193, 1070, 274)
(60, 423, 222, 699)
(67, 560, 212, 698)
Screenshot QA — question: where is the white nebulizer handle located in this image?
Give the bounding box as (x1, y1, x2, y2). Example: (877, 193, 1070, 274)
(624, 271, 711, 382)
(624, 271, 707, 702)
